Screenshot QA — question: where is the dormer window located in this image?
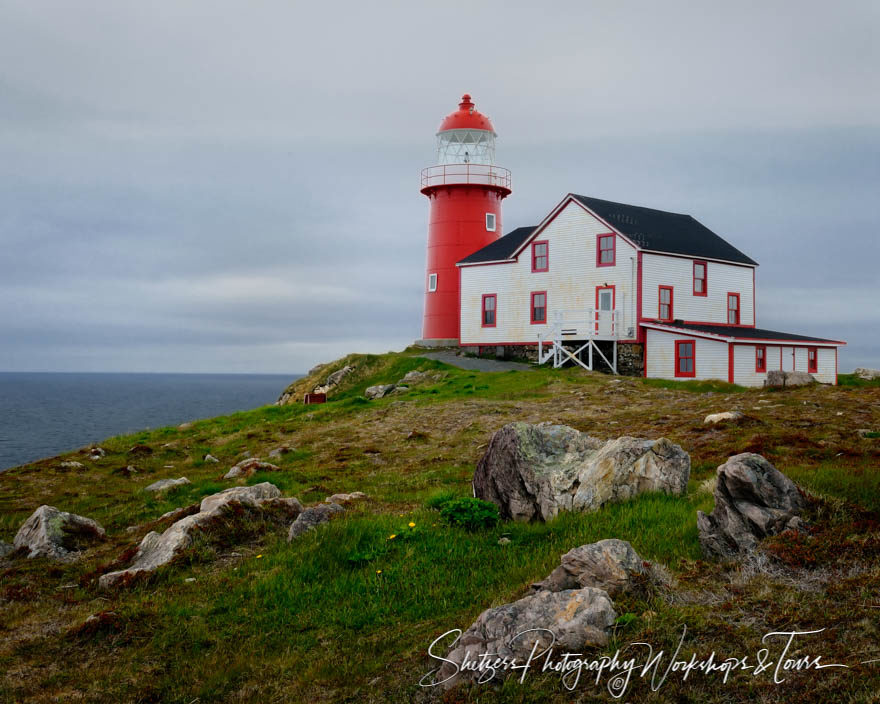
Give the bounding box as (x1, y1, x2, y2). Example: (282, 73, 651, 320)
(427, 273, 437, 292)
(693, 261, 707, 296)
(597, 234, 615, 267)
(485, 213, 496, 232)
(531, 241, 548, 272)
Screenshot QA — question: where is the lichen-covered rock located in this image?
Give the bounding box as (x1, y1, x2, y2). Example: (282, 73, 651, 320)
(697, 453, 807, 559)
(288, 503, 344, 540)
(58, 460, 85, 470)
(325, 491, 367, 504)
(13, 505, 106, 560)
(365, 384, 396, 400)
(314, 364, 355, 394)
(436, 587, 616, 688)
(144, 477, 191, 492)
(764, 370, 816, 388)
(473, 423, 690, 522)
(531, 539, 646, 596)
(100, 483, 293, 589)
(223, 458, 280, 479)
(704, 411, 744, 424)
(854, 367, 880, 380)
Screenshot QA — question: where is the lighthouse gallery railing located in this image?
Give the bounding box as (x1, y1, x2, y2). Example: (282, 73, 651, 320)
(421, 164, 512, 190)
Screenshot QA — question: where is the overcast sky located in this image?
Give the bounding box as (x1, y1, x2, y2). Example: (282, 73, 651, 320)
(0, 1, 877, 373)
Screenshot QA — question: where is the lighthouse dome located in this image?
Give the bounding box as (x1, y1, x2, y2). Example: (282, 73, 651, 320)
(435, 94, 497, 166)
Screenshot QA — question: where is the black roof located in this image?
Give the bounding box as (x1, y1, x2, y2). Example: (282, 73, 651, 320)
(572, 195, 758, 266)
(458, 226, 535, 264)
(645, 321, 844, 344)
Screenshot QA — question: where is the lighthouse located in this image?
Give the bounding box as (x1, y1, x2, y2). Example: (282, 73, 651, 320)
(418, 94, 511, 344)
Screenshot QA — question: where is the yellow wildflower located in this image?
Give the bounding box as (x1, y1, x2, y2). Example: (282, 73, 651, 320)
(388, 534, 396, 540)
(256, 554, 263, 559)
(408, 522, 416, 528)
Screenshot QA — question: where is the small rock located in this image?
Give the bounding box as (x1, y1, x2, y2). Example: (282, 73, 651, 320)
(324, 491, 367, 504)
(704, 411, 744, 424)
(497, 537, 511, 546)
(58, 460, 85, 470)
(697, 453, 807, 559)
(764, 370, 816, 388)
(0, 540, 14, 558)
(178, 422, 192, 430)
(144, 477, 191, 493)
(203, 454, 220, 463)
(13, 506, 106, 560)
(399, 370, 429, 385)
(365, 384, 396, 400)
(856, 429, 876, 438)
(223, 458, 280, 479)
(89, 447, 106, 459)
(268, 445, 293, 459)
(531, 539, 647, 597)
(288, 503, 344, 540)
(240, 450, 252, 459)
(854, 367, 880, 381)
(406, 430, 429, 440)
(184, 577, 196, 583)
(112, 465, 138, 477)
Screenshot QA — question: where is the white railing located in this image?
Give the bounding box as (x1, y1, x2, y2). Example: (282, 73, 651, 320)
(537, 308, 624, 371)
(420, 163, 512, 190)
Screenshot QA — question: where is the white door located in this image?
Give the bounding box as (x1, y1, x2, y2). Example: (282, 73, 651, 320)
(596, 287, 614, 336)
(782, 346, 795, 371)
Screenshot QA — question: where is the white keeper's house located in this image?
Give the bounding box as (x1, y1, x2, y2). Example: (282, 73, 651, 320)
(418, 95, 846, 386)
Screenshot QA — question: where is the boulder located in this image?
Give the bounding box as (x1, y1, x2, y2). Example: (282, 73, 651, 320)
(764, 370, 816, 388)
(324, 491, 367, 505)
(473, 423, 690, 522)
(100, 483, 293, 589)
(400, 370, 429, 384)
(436, 587, 616, 688)
(223, 458, 280, 479)
(531, 539, 646, 597)
(144, 477, 191, 493)
(0, 540, 14, 558)
(288, 503, 344, 540)
(89, 447, 106, 460)
(314, 364, 355, 395)
(697, 453, 807, 559)
(854, 367, 880, 381)
(58, 460, 85, 470)
(365, 384, 396, 400)
(203, 454, 220, 463)
(13, 506, 106, 560)
(704, 411, 744, 424)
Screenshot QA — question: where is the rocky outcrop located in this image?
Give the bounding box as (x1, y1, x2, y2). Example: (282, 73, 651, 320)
(288, 503, 344, 540)
(58, 460, 85, 471)
(531, 539, 648, 597)
(144, 477, 191, 492)
(854, 367, 880, 381)
(697, 453, 807, 559)
(764, 370, 815, 388)
(223, 458, 280, 479)
(13, 506, 106, 560)
(314, 365, 355, 395)
(473, 423, 690, 522)
(365, 384, 396, 400)
(704, 411, 744, 424)
(436, 587, 616, 688)
(100, 483, 300, 588)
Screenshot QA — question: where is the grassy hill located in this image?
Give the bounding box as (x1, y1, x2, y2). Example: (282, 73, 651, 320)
(1, 350, 878, 703)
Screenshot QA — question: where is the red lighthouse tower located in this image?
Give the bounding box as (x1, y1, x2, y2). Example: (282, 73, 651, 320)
(418, 94, 511, 344)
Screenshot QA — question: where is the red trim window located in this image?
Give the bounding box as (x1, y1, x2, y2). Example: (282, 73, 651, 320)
(808, 347, 818, 373)
(658, 286, 673, 322)
(727, 293, 740, 325)
(531, 241, 549, 272)
(675, 340, 696, 378)
(693, 260, 707, 296)
(481, 294, 497, 328)
(755, 345, 767, 373)
(530, 291, 547, 324)
(597, 233, 615, 267)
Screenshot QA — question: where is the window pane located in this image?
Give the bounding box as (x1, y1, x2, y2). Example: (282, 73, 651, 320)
(695, 263, 704, 277)
(660, 289, 669, 303)
(535, 243, 547, 256)
(485, 297, 495, 310)
(695, 280, 703, 293)
(535, 294, 545, 307)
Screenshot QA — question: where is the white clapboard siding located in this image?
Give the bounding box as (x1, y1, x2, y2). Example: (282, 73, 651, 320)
(641, 253, 754, 325)
(645, 328, 728, 381)
(459, 201, 638, 344)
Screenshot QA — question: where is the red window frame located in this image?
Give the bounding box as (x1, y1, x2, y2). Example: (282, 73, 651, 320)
(530, 291, 547, 324)
(658, 285, 674, 322)
(808, 347, 818, 373)
(481, 294, 497, 328)
(755, 345, 767, 373)
(675, 340, 696, 378)
(727, 292, 740, 325)
(693, 260, 707, 296)
(596, 233, 615, 267)
(531, 241, 549, 272)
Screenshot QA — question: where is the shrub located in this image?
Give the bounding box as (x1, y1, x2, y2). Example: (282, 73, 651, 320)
(440, 498, 499, 531)
(424, 490, 457, 511)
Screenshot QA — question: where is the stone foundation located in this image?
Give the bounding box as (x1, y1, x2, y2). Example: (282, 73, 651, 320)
(457, 342, 644, 376)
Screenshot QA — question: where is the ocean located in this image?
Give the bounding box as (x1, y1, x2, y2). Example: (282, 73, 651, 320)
(0, 372, 299, 471)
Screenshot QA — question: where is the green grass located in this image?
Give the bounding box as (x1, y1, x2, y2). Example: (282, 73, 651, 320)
(639, 377, 747, 393)
(838, 372, 880, 387)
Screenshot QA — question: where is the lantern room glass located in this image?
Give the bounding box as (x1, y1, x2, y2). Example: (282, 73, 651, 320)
(436, 129, 496, 165)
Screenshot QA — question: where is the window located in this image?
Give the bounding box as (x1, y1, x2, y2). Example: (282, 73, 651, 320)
(530, 291, 547, 324)
(727, 293, 740, 325)
(808, 347, 818, 373)
(658, 286, 673, 321)
(427, 273, 437, 292)
(597, 234, 615, 267)
(693, 261, 707, 296)
(481, 294, 496, 327)
(485, 213, 496, 232)
(675, 340, 696, 378)
(755, 345, 766, 372)
(531, 241, 548, 272)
